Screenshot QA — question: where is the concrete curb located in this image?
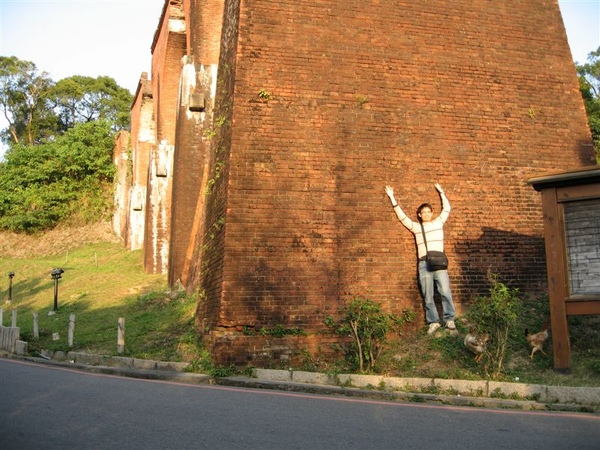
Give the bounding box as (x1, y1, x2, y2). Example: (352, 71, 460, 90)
(215, 376, 581, 412)
(253, 368, 600, 412)
(2, 350, 599, 413)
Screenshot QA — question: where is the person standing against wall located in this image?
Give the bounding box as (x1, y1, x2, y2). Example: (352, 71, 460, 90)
(385, 183, 456, 335)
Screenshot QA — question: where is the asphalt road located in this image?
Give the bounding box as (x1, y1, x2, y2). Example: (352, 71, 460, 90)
(1, 358, 598, 449)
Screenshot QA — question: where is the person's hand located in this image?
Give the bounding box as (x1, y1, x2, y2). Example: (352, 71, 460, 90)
(385, 185, 395, 199)
(434, 183, 445, 194)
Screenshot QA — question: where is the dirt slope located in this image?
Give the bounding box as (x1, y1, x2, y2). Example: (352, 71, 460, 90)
(0, 222, 120, 258)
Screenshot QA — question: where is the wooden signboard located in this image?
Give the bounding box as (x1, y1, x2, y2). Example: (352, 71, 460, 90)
(528, 166, 600, 372)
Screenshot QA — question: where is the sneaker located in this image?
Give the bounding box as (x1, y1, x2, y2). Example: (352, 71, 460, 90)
(427, 323, 441, 335)
(445, 320, 456, 330)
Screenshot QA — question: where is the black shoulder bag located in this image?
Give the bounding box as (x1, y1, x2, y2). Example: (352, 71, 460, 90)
(419, 222, 449, 272)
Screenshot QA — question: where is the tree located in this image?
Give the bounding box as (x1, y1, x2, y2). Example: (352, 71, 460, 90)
(48, 75, 132, 132)
(576, 47, 600, 165)
(0, 121, 116, 233)
(0, 56, 57, 146)
(0, 57, 133, 149)
(0, 57, 133, 232)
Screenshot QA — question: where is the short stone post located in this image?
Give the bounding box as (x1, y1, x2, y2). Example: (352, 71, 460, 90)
(68, 314, 75, 347)
(11, 309, 17, 328)
(117, 317, 125, 354)
(33, 312, 39, 338)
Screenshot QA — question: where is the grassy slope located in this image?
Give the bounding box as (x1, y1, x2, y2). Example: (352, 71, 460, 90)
(1, 227, 199, 361)
(377, 317, 600, 388)
(1, 224, 599, 386)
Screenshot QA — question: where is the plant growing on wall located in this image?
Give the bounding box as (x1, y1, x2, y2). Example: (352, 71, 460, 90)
(257, 89, 271, 102)
(325, 297, 416, 373)
(357, 95, 368, 108)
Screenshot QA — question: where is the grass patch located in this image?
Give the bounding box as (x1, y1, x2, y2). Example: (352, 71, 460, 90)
(377, 314, 600, 387)
(1, 240, 201, 362)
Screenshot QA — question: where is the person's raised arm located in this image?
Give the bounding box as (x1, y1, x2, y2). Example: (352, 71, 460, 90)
(435, 183, 451, 219)
(385, 185, 413, 228)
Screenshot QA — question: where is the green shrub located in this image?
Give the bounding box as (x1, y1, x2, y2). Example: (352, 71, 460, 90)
(325, 296, 416, 373)
(0, 121, 115, 233)
(464, 273, 522, 379)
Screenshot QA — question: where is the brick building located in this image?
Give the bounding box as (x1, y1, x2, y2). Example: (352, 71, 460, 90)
(116, 0, 596, 365)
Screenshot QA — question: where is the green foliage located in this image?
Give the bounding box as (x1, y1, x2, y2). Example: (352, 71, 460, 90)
(254, 325, 305, 337)
(48, 75, 132, 132)
(576, 46, 600, 164)
(184, 348, 217, 373)
(326, 296, 416, 373)
(184, 350, 238, 377)
(0, 56, 57, 146)
(589, 360, 600, 375)
(258, 89, 271, 101)
(1, 56, 132, 149)
(209, 364, 238, 378)
(0, 57, 132, 233)
(0, 121, 116, 232)
(464, 273, 522, 379)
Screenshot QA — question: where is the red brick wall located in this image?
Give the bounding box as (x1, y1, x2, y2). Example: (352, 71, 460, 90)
(129, 75, 154, 252)
(186, 0, 594, 365)
(169, 1, 225, 285)
(112, 131, 130, 242)
(130, 74, 152, 191)
(151, 1, 186, 145)
(190, 0, 239, 338)
(188, 0, 224, 61)
(143, 1, 187, 273)
(169, 63, 205, 284)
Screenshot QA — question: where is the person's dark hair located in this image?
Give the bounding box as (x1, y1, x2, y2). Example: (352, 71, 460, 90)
(416, 203, 433, 223)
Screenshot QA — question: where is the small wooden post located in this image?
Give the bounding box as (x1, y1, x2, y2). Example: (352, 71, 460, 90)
(33, 312, 39, 338)
(0, 307, 3, 326)
(117, 317, 125, 354)
(11, 310, 17, 328)
(68, 314, 76, 347)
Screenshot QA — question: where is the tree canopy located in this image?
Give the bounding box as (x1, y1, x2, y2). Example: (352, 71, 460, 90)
(0, 121, 116, 233)
(0, 56, 132, 233)
(576, 47, 600, 165)
(0, 56, 132, 146)
(0, 56, 56, 146)
(49, 75, 132, 133)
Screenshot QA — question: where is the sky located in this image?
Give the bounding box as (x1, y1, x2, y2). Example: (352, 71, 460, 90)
(0, 0, 165, 94)
(0, 0, 598, 98)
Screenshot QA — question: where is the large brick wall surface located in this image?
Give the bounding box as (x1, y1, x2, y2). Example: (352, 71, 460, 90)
(168, 0, 225, 285)
(112, 131, 130, 242)
(188, 0, 594, 365)
(122, 0, 595, 366)
(128, 74, 154, 252)
(143, 2, 186, 273)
